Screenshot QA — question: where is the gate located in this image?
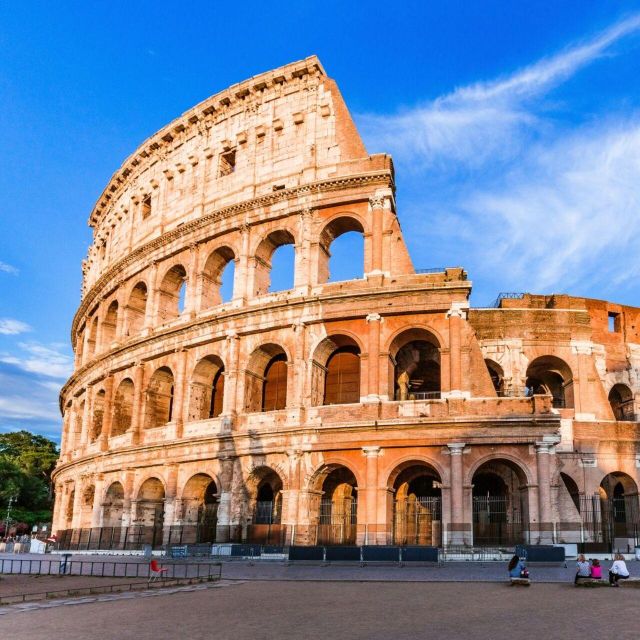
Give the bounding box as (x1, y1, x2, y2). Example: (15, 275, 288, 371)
(472, 496, 524, 546)
(316, 497, 357, 545)
(580, 494, 640, 550)
(393, 497, 441, 546)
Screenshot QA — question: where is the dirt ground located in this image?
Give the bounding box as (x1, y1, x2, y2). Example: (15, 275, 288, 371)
(0, 574, 149, 597)
(0, 580, 637, 639)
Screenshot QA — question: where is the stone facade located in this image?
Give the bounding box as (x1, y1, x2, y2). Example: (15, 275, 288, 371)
(52, 57, 640, 549)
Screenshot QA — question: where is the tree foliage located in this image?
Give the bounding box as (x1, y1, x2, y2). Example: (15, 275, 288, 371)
(0, 430, 58, 526)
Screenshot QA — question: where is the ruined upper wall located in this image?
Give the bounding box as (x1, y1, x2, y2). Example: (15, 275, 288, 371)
(83, 56, 375, 291)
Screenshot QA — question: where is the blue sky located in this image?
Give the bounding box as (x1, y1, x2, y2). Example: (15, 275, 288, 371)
(2, 1, 640, 440)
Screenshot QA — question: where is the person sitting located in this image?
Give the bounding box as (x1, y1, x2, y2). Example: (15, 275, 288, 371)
(508, 554, 529, 581)
(609, 554, 630, 586)
(575, 554, 591, 584)
(590, 558, 602, 580)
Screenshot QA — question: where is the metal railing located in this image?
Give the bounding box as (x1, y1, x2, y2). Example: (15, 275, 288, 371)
(491, 292, 525, 308)
(416, 267, 446, 274)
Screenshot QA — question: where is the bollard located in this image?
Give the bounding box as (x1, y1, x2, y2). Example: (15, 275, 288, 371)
(59, 553, 72, 575)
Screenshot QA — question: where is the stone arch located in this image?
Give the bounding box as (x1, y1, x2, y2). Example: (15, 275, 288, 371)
(157, 264, 187, 323)
(470, 457, 530, 546)
(253, 229, 296, 296)
(525, 355, 574, 408)
(608, 383, 634, 421)
(102, 481, 125, 528)
(102, 300, 118, 349)
(245, 466, 284, 525)
(65, 488, 75, 527)
(485, 359, 504, 396)
(244, 343, 289, 412)
(135, 477, 166, 528)
(317, 215, 366, 284)
(79, 484, 95, 528)
(311, 334, 362, 406)
(599, 472, 639, 545)
(90, 388, 106, 441)
(145, 366, 174, 429)
(111, 378, 134, 436)
(387, 327, 442, 401)
(125, 281, 148, 336)
(188, 355, 225, 421)
(180, 473, 219, 531)
(201, 246, 236, 308)
(387, 460, 442, 546)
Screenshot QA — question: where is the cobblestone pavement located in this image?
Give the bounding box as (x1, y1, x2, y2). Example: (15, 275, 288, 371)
(0, 580, 638, 639)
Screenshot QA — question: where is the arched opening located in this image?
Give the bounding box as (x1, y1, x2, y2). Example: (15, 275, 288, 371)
(188, 355, 225, 421)
(80, 485, 95, 528)
(525, 355, 574, 408)
(247, 467, 283, 545)
(74, 399, 85, 450)
(608, 384, 634, 421)
(90, 389, 106, 442)
(112, 378, 134, 436)
(390, 462, 442, 546)
(472, 459, 529, 545)
(86, 316, 98, 359)
(389, 329, 441, 400)
(76, 328, 85, 364)
(253, 230, 295, 296)
(181, 474, 219, 543)
(560, 472, 581, 513)
(65, 489, 75, 527)
(125, 282, 147, 336)
(311, 335, 361, 405)
(244, 344, 288, 412)
(316, 466, 358, 545)
(485, 359, 504, 396)
(145, 367, 174, 429)
(157, 264, 187, 323)
(102, 482, 125, 528)
(201, 246, 236, 308)
(102, 300, 118, 348)
(599, 472, 639, 547)
(318, 217, 365, 283)
(136, 478, 165, 530)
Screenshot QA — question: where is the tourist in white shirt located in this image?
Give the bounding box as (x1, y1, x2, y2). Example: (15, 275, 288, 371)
(609, 554, 630, 586)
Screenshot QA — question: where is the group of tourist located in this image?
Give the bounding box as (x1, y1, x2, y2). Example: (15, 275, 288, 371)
(508, 552, 631, 586)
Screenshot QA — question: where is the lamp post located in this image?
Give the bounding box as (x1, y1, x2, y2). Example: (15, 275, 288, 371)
(3, 495, 16, 538)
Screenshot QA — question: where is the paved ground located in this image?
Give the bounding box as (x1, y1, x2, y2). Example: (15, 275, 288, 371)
(1, 580, 638, 639)
(0, 574, 148, 597)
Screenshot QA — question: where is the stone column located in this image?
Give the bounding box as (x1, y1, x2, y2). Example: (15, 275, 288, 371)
(80, 385, 93, 449)
(365, 313, 383, 401)
(91, 474, 105, 528)
(366, 195, 385, 277)
(536, 442, 554, 543)
(362, 446, 381, 544)
(446, 303, 467, 396)
(130, 362, 146, 444)
(282, 450, 301, 544)
(294, 207, 313, 290)
(171, 349, 189, 438)
(183, 243, 199, 317)
(163, 464, 179, 532)
(293, 322, 307, 407)
(222, 331, 240, 419)
(233, 223, 251, 302)
(143, 261, 159, 332)
(447, 443, 466, 545)
(99, 375, 115, 452)
(121, 470, 135, 527)
(216, 457, 235, 542)
(71, 480, 84, 529)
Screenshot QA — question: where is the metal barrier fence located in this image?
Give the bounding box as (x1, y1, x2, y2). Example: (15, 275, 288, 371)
(0, 557, 222, 580)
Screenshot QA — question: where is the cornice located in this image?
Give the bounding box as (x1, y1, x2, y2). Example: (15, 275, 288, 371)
(73, 170, 393, 339)
(89, 56, 325, 228)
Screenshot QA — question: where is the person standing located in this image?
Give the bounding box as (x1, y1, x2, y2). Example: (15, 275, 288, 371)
(609, 554, 630, 586)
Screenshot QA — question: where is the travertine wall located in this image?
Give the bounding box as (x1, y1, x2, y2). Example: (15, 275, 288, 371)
(52, 58, 640, 548)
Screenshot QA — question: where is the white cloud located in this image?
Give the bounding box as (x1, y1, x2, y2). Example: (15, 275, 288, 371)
(0, 261, 18, 275)
(0, 342, 73, 379)
(0, 396, 60, 421)
(0, 318, 31, 335)
(359, 14, 640, 170)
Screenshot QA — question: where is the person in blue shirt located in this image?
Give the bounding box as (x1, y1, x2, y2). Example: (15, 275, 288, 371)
(508, 554, 528, 578)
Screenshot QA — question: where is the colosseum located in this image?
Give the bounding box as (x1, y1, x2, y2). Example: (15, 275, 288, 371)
(52, 56, 640, 554)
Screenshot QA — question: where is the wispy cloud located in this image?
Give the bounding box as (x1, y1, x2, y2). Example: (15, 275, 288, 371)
(0, 342, 73, 379)
(0, 318, 31, 335)
(359, 14, 640, 170)
(358, 14, 640, 296)
(0, 261, 18, 275)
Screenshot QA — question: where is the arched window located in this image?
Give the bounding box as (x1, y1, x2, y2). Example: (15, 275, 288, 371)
(91, 389, 106, 441)
(86, 316, 98, 359)
(316, 466, 358, 545)
(102, 300, 118, 348)
(324, 346, 361, 405)
(112, 378, 134, 436)
(253, 230, 295, 296)
(250, 468, 283, 525)
(157, 265, 187, 323)
(103, 482, 125, 528)
(390, 329, 441, 401)
(126, 282, 147, 336)
(136, 478, 165, 528)
(525, 355, 574, 408)
(201, 247, 236, 308)
(262, 354, 287, 411)
(188, 355, 225, 421)
(608, 384, 634, 421)
(145, 367, 175, 428)
(485, 359, 504, 396)
(318, 217, 365, 283)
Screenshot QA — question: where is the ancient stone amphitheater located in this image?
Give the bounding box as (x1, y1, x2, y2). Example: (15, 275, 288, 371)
(52, 57, 640, 553)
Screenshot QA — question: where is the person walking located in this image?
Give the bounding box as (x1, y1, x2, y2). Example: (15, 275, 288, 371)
(609, 554, 630, 586)
(575, 554, 591, 584)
